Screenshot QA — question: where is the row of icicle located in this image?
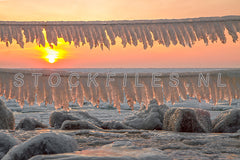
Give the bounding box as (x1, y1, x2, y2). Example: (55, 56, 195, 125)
(0, 16, 240, 49)
(0, 69, 239, 111)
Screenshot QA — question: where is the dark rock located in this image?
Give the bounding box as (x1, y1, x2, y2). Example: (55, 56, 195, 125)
(0, 99, 15, 130)
(16, 118, 48, 130)
(60, 120, 102, 130)
(163, 107, 212, 133)
(0, 133, 20, 159)
(123, 104, 169, 130)
(101, 121, 132, 129)
(49, 111, 80, 129)
(2, 133, 78, 160)
(212, 109, 240, 133)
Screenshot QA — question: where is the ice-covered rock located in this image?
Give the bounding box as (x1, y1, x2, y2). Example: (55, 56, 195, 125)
(60, 120, 102, 130)
(49, 111, 80, 129)
(0, 133, 20, 159)
(163, 107, 212, 133)
(0, 99, 15, 130)
(74, 111, 103, 127)
(101, 121, 132, 129)
(212, 109, 240, 133)
(2, 133, 78, 160)
(123, 104, 169, 130)
(16, 118, 48, 130)
(50, 111, 103, 129)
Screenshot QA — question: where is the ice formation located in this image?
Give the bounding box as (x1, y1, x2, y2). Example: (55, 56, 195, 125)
(0, 16, 240, 110)
(0, 69, 239, 111)
(0, 16, 240, 49)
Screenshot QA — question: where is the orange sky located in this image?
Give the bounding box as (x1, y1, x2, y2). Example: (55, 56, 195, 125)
(0, 0, 240, 68)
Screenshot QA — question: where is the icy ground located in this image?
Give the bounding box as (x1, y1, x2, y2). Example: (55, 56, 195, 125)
(0, 100, 238, 159)
(2, 119, 240, 159)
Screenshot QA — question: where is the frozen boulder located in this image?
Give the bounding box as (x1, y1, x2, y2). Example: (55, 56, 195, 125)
(0, 99, 15, 130)
(163, 107, 212, 133)
(16, 118, 48, 130)
(49, 111, 80, 129)
(75, 111, 103, 127)
(101, 121, 132, 129)
(0, 133, 20, 159)
(50, 111, 103, 129)
(60, 120, 102, 130)
(2, 133, 78, 160)
(123, 104, 169, 130)
(212, 109, 240, 133)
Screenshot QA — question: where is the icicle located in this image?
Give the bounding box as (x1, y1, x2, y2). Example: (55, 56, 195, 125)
(155, 25, 165, 45)
(143, 25, 153, 47)
(72, 26, 80, 47)
(78, 27, 86, 46)
(0, 25, 4, 42)
(160, 25, 170, 47)
(153, 85, 164, 105)
(100, 26, 110, 49)
(206, 23, 218, 43)
(178, 24, 192, 47)
(123, 25, 132, 45)
(224, 21, 238, 42)
(149, 24, 159, 41)
(214, 22, 226, 44)
(45, 27, 53, 46)
(98, 76, 108, 102)
(105, 25, 116, 45)
(191, 23, 208, 45)
(117, 25, 127, 47)
(178, 77, 187, 100)
(37, 26, 45, 47)
(142, 76, 153, 102)
(29, 27, 35, 43)
(162, 77, 171, 103)
(173, 24, 185, 47)
(83, 26, 94, 49)
(23, 27, 30, 43)
(129, 26, 138, 46)
(6, 26, 12, 44)
(124, 75, 136, 109)
(133, 25, 142, 48)
(67, 27, 73, 44)
(166, 24, 178, 45)
(184, 24, 196, 45)
(138, 25, 148, 49)
(91, 26, 99, 48)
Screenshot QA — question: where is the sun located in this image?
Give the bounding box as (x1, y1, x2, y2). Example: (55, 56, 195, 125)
(38, 46, 65, 64)
(37, 43, 67, 64)
(45, 48, 59, 63)
(35, 29, 68, 64)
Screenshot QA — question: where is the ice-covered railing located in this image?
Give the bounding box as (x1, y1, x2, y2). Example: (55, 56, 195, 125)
(0, 16, 240, 49)
(0, 69, 239, 111)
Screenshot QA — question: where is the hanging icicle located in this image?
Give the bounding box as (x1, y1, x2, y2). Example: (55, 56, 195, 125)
(0, 16, 239, 49)
(0, 69, 239, 111)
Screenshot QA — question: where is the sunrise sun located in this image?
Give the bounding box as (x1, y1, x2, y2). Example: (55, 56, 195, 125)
(45, 48, 58, 63)
(35, 29, 67, 64)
